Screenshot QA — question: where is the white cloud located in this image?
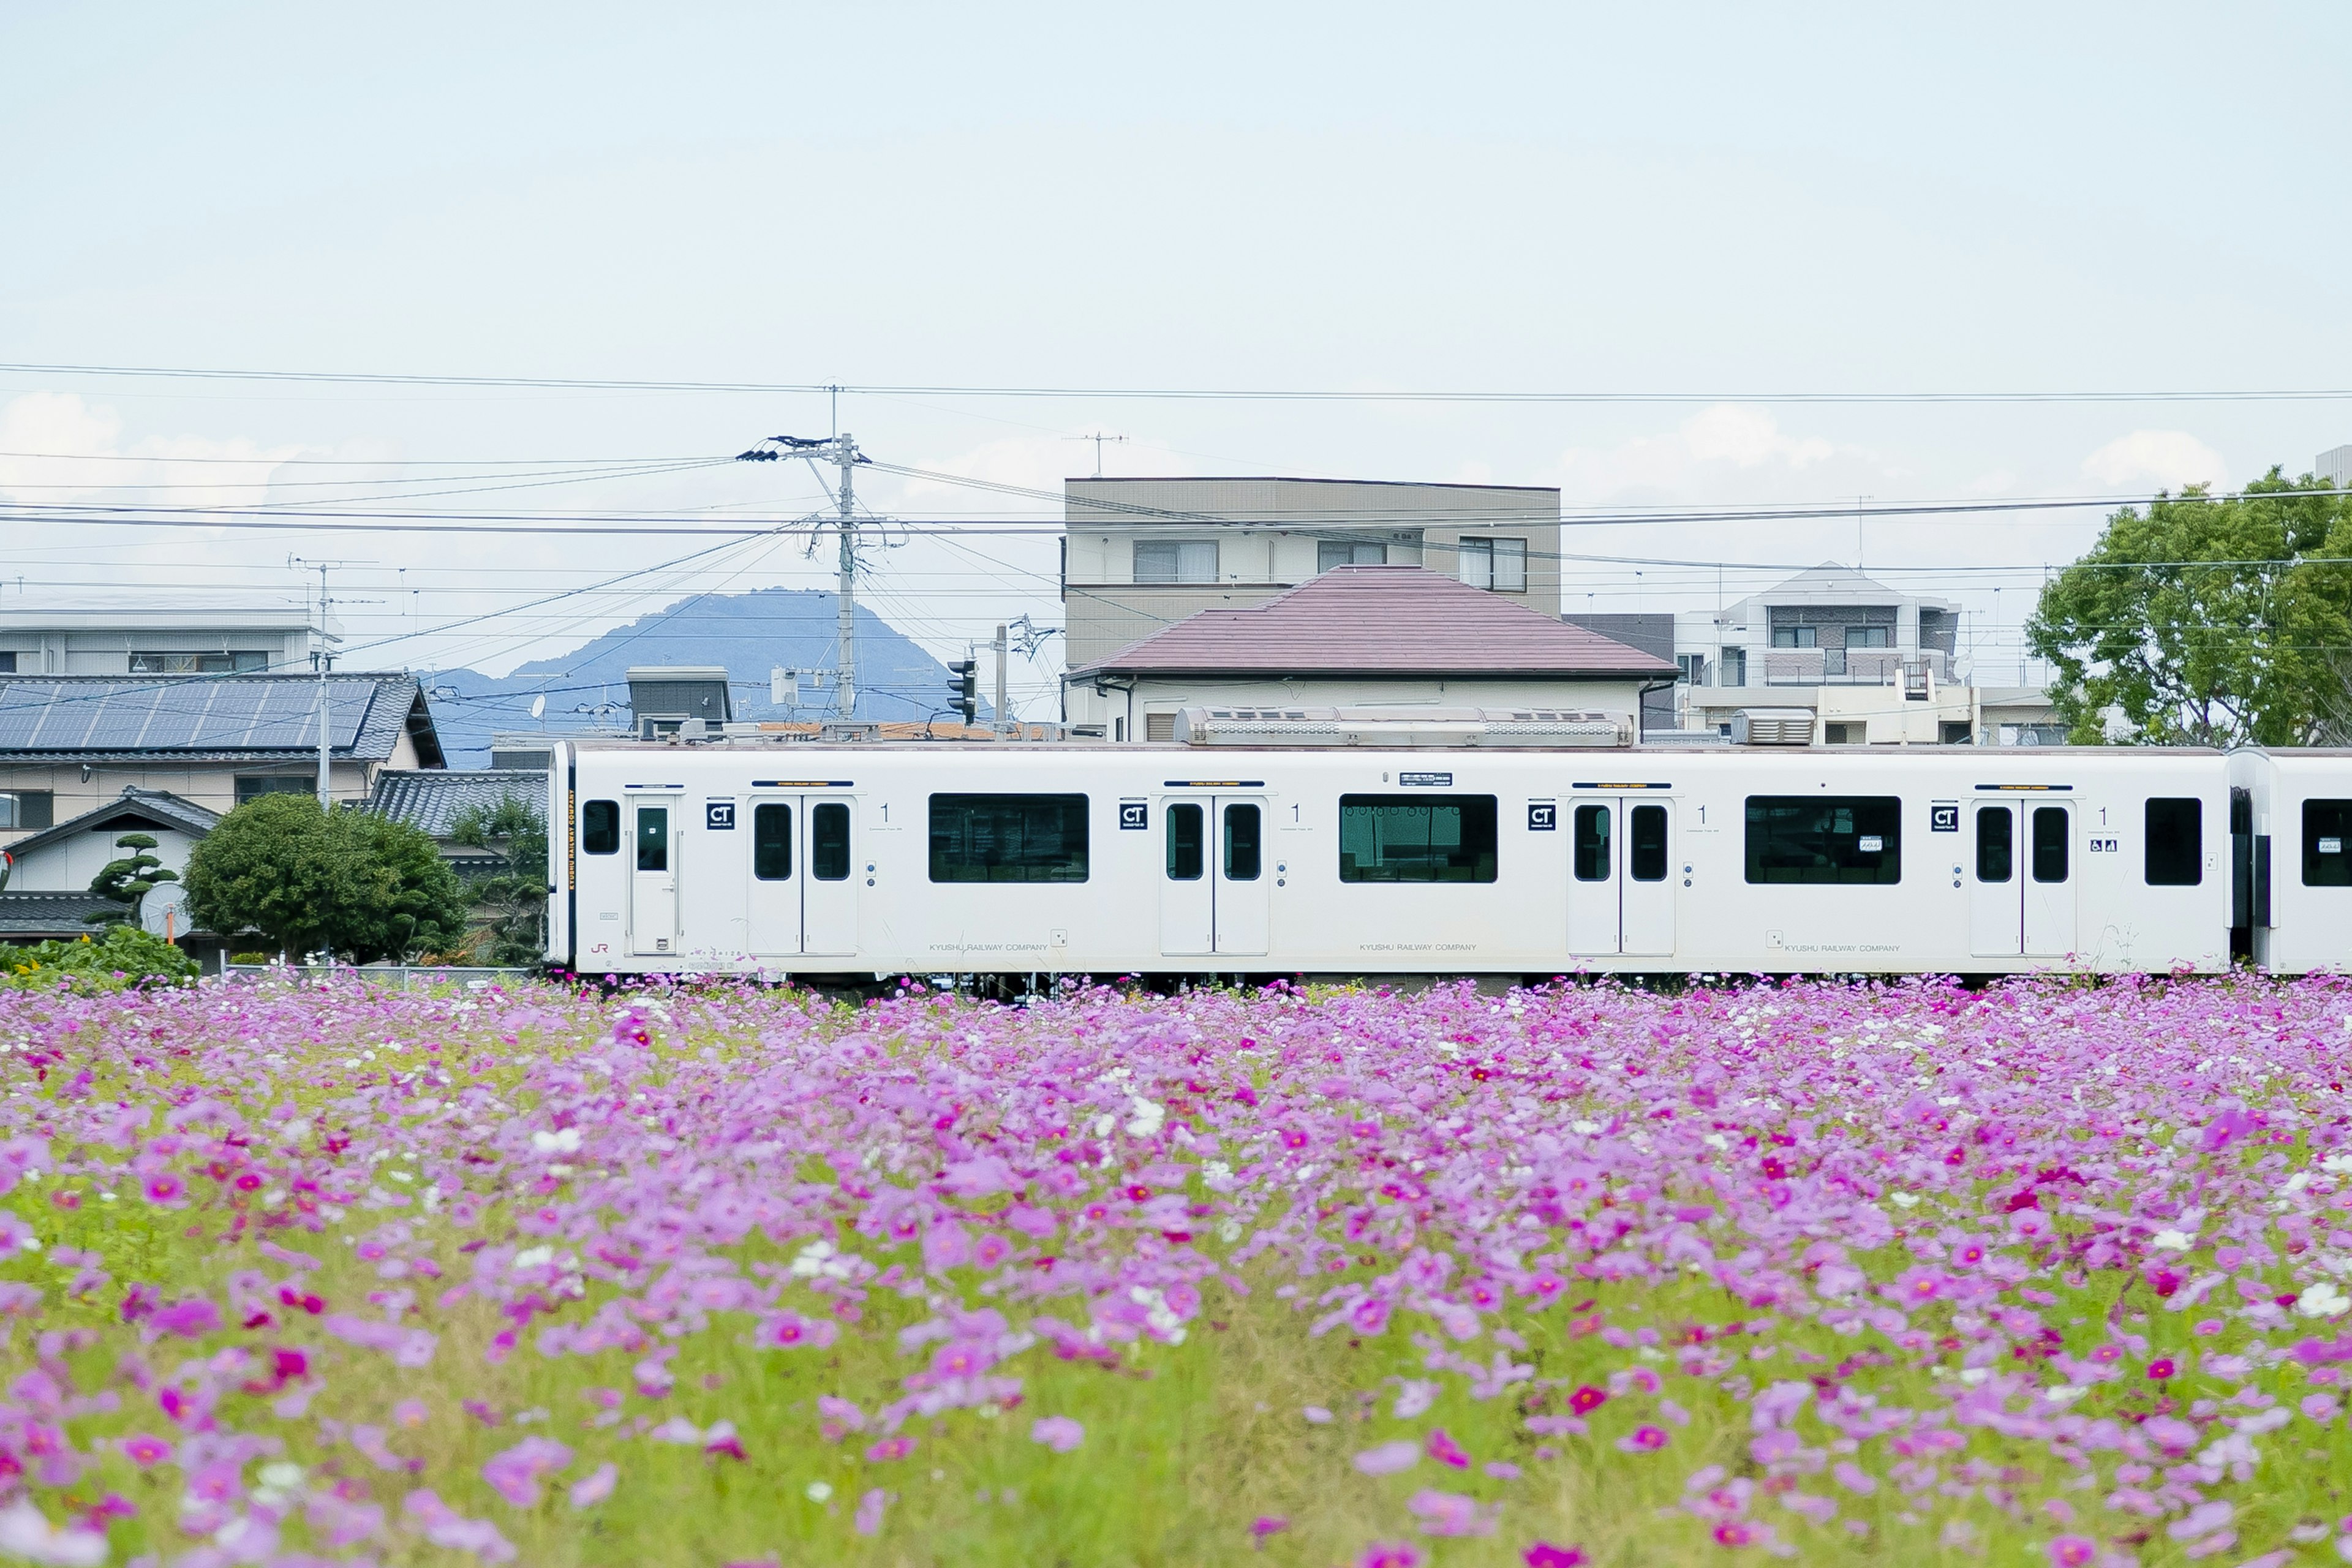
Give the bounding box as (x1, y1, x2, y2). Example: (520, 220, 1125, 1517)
(0, 391, 307, 508)
(2080, 429, 2226, 492)
(1551, 404, 1840, 499)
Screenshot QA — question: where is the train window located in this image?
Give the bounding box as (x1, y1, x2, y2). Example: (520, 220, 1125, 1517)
(1975, 806, 2011, 883)
(812, 804, 852, 881)
(1572, 805, 1611, 881)
(2032, 807, 2068, 883)
(635, 807, 669, 873)
(1743, 796, 1901, 885)
(929, 794, 1090, 883)
(1224, 804, 1262, 881)
(582, 800, 619, 855)
(1630, 804, 1668, 882)
(1338, 796, 1499, 883)
(2304, 799, 2352, 887)
(753, 803, 792, 880)
(1166, 803, 1204, 880)
(2144, 798, 2202, 885)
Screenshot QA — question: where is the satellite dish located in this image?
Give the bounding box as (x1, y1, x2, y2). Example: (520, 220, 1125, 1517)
(139, 883, 190, 942)
(530, 695, 546, 720)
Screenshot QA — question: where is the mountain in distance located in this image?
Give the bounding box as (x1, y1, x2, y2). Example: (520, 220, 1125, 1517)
(421, 588, 989, 766)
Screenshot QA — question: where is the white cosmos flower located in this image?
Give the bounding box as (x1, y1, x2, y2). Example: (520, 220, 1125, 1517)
(2296, 1281, 2351, 1319)
(2149, 1229, 2195, 1252)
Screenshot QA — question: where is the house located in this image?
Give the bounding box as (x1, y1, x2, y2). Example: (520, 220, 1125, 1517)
(365, 769, 550, 878)
(1061, 477, 1564, 676)
(0, 788, 222, 954)
(1667, 565, 2060, 746)
(0, 605, 326, 677)
(1062, 565, 1674, 740)
(0, 673, 445, 858)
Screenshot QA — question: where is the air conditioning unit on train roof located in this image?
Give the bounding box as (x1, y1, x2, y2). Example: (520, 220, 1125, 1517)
(1174, 706, 1633, 748)
(1730, 708, 1817, 746)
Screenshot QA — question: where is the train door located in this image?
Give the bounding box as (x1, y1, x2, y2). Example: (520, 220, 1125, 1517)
(745, 794, 858, 959)
(1566, 794, 1675, 956)
(1158, 796, 1267, 957)
(1971, 802, 2075, 957)
(2022, 802, 2075, 957)
(630, 797, 678, 957)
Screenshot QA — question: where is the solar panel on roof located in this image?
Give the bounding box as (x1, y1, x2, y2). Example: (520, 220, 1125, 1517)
(0, 676, 386, 754)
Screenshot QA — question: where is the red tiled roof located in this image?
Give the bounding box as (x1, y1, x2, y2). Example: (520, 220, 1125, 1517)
(1069, 567, 1678, 678)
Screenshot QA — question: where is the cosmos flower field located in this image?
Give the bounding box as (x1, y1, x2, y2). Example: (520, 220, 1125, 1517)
(2, 974, 2351, 1566)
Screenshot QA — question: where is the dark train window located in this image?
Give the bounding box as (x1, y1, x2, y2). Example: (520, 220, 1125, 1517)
(1166, 803, 1204, 881)
(1224, 804, 1262, 881)
(753, 803, 791, 880)
(2145, 798, 2202, 885)
(2032, 807, 2069, 883)
(1744, 796, 1901, 885)
(635, 806, 668, 873)
(1572, 805, 1611, 881)
(1338, 796, 1499, 883)
(812, 803, 852, 882)
(1976, 806, 2011, 882)
(1630, 804, 1668, 882)
(929, 794, 1089, 883)
(2305, 799, 2352, 887)
(583, 799, 619, 855)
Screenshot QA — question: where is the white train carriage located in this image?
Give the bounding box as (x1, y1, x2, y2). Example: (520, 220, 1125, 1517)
(543, 713, 2270, 980)
(2231, 748, 2352, 974)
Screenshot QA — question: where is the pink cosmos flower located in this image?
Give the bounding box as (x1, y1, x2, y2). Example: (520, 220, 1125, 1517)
(1615, 1425, 1670, 1453)
(481, 1436, 573, 1509)
(148, 1297, 219, 1340)
(1355, 1440, 1421, 1476)
(853, 1487, 892, 1537)
(1251, 1516, 1289, 1542)
(2047, 1536, 2098, 1567)
(1359, 1546, 1422, 1568)
(141, 1172, 185, 1205)
(2147, 1358, 2176, 1381)
(568, 1463, 618, 1510)
(1030, 1416, 1084, 1453)
(393, 1399, 429, 1427)
(864, 1437, 916, 1462)
(758, 1312, 839, 1351)
(1424, 1428, 1471, 1468)
(1408, 1489, 1499, 1538)
(1524, 1546, 1589, 1568)
(119, 1434, 172, 1468)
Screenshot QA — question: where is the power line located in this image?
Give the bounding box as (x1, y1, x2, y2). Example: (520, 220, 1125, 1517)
(9, 359, 2352, 404)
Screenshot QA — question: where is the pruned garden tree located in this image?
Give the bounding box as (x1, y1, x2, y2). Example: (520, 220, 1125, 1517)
(2026, 469, 2352, 746)
(84, 832, 177, 925)
(447, 796, 548, 966)
(181, 793, 470, 963)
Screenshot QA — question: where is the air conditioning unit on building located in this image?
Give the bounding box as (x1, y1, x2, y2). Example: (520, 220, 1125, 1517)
(1730, 709, 1817, 746)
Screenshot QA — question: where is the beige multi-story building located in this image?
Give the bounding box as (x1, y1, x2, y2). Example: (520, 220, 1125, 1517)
(1060, 477, 1563, 676)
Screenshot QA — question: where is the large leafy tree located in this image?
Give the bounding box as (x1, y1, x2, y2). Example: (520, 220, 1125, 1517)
(183, 793, 469, 963)
(2027, 469, 2352, 746)
(447, 796, 548, 966)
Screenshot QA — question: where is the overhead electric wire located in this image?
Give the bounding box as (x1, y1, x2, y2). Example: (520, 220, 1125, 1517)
(7, 359, 2352, 405)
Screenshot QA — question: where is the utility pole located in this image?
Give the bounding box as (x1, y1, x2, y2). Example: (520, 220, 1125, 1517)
(735, 433, 873, 719)
(290, 557, 360, 807)
(993, 624, 1010, 735)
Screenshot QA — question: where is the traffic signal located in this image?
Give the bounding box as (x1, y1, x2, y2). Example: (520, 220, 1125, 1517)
(946, 658, 979, 725)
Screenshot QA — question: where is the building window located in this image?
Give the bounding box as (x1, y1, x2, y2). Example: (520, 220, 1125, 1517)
(929, 793, 1090, 883)
(235, 775, 314, 805)
(1675, 653, 1705, 685)
(2305, 800, 2352, 887)
(1457, 538, 1527, 592)
(1338, 796, 1499, 883)
(1318, 540, 1386, 571)
(1823, 723, 1858, 745)
(1744, 796, 1902, 885)
(0, 652, 14, 673)
(1721, 647, 1746, 687)
(130, 651, 270, 674)
(2144, 798, 2202, 886)
(0, 790, 53, 831)
(582, 800, 619, 854)
(1847, 626, 1891, 649)
(1771, 625, 1818, 649)
(1134, 540, 1218, 584)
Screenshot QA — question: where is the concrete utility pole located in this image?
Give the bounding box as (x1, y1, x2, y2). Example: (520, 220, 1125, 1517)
(993, 623, 1010, 735)
(290, 557, 356, 807)
(736, 433, 872, 720)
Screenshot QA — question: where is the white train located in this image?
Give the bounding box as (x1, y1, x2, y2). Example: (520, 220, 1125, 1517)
(538, 710, 2352, 981)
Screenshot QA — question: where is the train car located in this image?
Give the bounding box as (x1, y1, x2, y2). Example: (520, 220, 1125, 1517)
(543, 709, 2255, 981)
(2231, 748, 2352, 973)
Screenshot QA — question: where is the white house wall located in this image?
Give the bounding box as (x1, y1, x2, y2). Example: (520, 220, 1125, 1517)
(7, 825, 201, 893)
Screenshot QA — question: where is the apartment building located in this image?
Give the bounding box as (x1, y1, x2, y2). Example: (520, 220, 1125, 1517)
(1061, 477, 1563, 674)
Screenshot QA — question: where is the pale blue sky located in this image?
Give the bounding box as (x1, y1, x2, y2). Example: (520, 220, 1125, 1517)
(2, 2, 2346, 706)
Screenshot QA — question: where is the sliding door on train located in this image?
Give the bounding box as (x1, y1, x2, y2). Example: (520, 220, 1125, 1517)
(745, 795, 859, 959)
(628, 797, 679, 958)
(1565, 794, 1675, 957)
(1969, 801, 2075, 958)
(1158, 796, 1268, 958)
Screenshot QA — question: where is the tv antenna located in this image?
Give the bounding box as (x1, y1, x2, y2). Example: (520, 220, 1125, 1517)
(1068, 431, 1128, 477)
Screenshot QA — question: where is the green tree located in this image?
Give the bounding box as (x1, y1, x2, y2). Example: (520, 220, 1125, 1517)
(83, 832, 178, 925)
(447, 795, 548, 966)
(181, 793, 470, 963)
(2026, 469, 2352, 746)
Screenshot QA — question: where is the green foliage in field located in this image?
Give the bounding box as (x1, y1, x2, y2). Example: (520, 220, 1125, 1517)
(0, 922, 196, 990)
